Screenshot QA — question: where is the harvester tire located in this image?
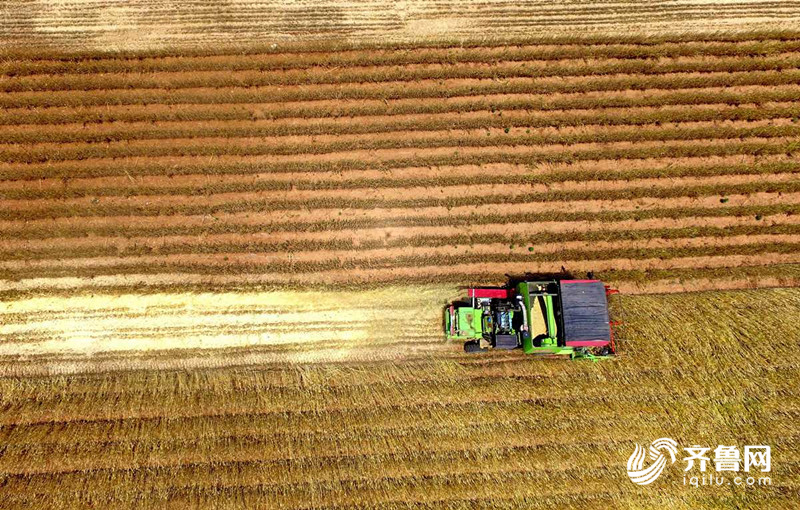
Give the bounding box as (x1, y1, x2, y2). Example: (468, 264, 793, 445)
(464, 340, 488, 353)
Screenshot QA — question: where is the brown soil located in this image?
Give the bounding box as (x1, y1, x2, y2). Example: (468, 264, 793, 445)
(4, 212, 796, 253)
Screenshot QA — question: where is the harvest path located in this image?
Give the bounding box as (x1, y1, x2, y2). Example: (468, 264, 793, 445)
(0, 286, 453, 374)
(0, 288, 796, 508)
(3, 32, 800, 295)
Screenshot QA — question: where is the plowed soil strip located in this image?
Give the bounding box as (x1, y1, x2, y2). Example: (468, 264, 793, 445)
(3, 234, 796, 274)
(3, 252, 799, 292)
(3, 135, 793, 181)
(4, 100, 798, 146)
(3, 85, 797, 127)
(3, 173, 797, 222)
(2, 155, 797, 200)
(4, 69, 800, 109)
(5, 53, 799, 93)
(2, 192, 796, 241)
(5, 217, 798, 260)
(7, 39, 800, 77)
(2, 118, 797, 165)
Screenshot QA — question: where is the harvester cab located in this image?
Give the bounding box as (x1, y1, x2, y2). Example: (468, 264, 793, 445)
(445, 279, 618, 360)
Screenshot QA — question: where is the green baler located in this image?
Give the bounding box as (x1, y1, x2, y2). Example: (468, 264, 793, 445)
(445, 279, 618, 360)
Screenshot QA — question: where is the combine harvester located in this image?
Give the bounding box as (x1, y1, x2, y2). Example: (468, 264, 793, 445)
(445, 279, 619, 360)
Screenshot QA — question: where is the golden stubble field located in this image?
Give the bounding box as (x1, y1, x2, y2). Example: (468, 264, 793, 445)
(0, 287, 797, 508)
(3, 0, 800, 51)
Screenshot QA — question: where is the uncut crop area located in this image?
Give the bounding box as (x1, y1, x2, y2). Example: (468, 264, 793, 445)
(1, 11, 800, 510)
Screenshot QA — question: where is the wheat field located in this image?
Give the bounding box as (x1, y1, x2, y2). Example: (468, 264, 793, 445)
(1, 18, 800, 510)
(4, 32, 800, 295)
(0, 288, 798, 509)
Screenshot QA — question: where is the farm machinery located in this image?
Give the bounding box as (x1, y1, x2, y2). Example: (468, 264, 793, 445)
(445, 279, 619, 360)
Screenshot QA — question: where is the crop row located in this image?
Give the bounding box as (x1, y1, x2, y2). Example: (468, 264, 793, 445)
(0, 151, 790, 192)
(3, 121, 798, 164)
(0, 435, 630, 489)
(3, 85, 798, 127)
(0, 365, 751, 427)
(4, 68, 799, 109)
(3, 263, 799, 303)
(14, 169, 786, 212)
(3, 197, 796, 241)
(3, 136, 795, 182)
(4, 240, 798, 282)
(1, 151, 785, 190)
(2, 214, 796, 268)
(5, 53, 800, 93)
(5, 172, 799, 219)
(5, 40, 800, 78)
(6, 39, 800, 78)
(4, 253, 798, 296)
(5, 157, 798, 201)
(5, 222, 798, 262)
(0, 375, 692, 442)
(4, 232, 796, 277)
(0, 403, 648, 461)
(3, 102, 798, 146)
(0, 352, 784, 434)
(0, 464, 638, 509)
(0, 358, 625, 406)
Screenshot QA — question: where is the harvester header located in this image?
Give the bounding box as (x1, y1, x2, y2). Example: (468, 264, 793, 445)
(445, 278, 619, 360)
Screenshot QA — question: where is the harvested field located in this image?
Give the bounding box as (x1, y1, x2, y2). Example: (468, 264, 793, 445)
(3, 1, 800, 52)
(3, 32, 800, 295)
(0, 287, 797, 508)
